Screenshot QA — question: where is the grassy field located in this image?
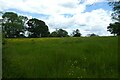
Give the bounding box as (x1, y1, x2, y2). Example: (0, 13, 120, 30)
(2, 37, 118, 78)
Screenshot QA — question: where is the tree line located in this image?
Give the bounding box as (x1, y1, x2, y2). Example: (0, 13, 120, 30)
(0, 1, 120, 38)
(1, 12, 49, 38)
(0, 12, 84, 38)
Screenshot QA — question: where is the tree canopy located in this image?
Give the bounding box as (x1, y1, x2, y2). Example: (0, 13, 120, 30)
(72, 29, 81, 37)
(1, 12, 50, 38)
(2, 12, 84, 38)
(50, 29, 68, 37)
(27, 18, 50, 37)
(2, 12, 24, 38)
(107, 22, 120, 35)
(87, 33, 99, 37)
(107, 1, 120, 36)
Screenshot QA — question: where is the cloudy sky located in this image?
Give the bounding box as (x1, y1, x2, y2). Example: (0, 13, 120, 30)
(0, 0, 118, 36)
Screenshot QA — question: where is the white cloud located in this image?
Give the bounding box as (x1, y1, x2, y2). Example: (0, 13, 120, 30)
(0, 0, 113, 36)
(45, 8, 112, 36)
(83, 0, 119, 5)
(0, 0, 86, 15)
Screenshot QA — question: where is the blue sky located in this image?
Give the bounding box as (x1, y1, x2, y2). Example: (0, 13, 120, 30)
(0, 0, 117, 36)
(85, 2, 112, 12)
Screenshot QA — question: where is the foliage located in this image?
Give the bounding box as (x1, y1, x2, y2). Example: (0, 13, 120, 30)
(27, 18, 50, 37)
(1, 12, 50, 38)
(109, 1, 120, 19)
(2, 12, 27, 38)
(50, 29, 68, 37)
(87, 33, 99, 37)
(107, 1, 120, 36)
(50, 31, 58, 37)
(3, 37, 118, 78)
(72, 29, 81, 37)
(2, 12, 18, 23)
(18, 15, 28, 31)
(107, 22, 120, 35)
(57, 29, 68, 37)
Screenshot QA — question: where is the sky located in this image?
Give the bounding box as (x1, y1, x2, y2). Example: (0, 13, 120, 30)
(0, 0, 118, 36)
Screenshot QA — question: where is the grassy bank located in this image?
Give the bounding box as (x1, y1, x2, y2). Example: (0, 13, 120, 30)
(2, 37, 118, 78)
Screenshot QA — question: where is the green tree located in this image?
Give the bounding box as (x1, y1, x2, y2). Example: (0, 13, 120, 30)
(27, 18, 50, 37)
(87, 33, 99, 37)
(18, 15, 28, 29)
(107, 1, 120, 36)
(107, 22, 120, 35)
(50, 29, 68, 37)
(2, 12, 27, 38)
(72, 29, 81, 37)
(57, 29, 68, 37)
(18, 15, 28, 37)
(50, 31, 58, 37)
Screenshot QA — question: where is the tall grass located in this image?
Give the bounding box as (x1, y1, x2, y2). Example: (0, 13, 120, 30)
(2, 37, 118, 78)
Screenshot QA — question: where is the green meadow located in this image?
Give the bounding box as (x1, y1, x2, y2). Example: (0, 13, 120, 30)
(2, 37, 118, 78)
